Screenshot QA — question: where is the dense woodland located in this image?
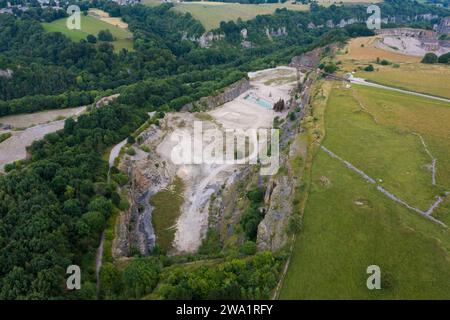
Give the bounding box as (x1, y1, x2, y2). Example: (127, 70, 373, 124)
(0, 0, 448, 299)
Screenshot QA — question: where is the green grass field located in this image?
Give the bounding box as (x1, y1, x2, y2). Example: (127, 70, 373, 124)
(142, 1, 383, 30)
(149, 177, 185, 252)
(280, 84, 450, 299)
(355, 63, 450, 99)
(42, 15, 133, 51)
(143, 1, 308, 30)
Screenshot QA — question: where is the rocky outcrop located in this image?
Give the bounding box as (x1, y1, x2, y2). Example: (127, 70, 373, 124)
(289, 47, 323, 69)
(182, 31, 225, 48)
(0, 69, 13, 79)
(96, 94, 120, 108)
(257, 175, 293, 251)
(181, 78, 250, 111)
(112, 125, 170, 257)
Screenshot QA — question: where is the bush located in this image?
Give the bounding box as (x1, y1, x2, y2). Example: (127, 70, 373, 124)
(324, 62, 337, 74)
(288, 214, 303, 234)
(127, 136, 135, 144)
(98, 29, 114, 42)
(289, 112, 296, 121)
(240, 240, 257, 255)
(126, 147, 136, 156)
(421, 52, 438, 64)
(364, 64, 375, 72)
(86, 34, 97, 43)
(198, 229, 221, 255)
(438, 52, 450, 64)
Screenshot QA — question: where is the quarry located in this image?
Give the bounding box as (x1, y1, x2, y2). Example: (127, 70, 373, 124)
(112, 66, 302, 256)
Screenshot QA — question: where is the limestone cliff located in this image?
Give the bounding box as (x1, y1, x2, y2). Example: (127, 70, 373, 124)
(181, 78, 250, 112)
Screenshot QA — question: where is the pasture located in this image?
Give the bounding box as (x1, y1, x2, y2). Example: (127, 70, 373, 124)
(143, 1, 308, 30)
(339, 37, 450, 99)
(280, 83, 450, 299)
(42, 14, 133, 51)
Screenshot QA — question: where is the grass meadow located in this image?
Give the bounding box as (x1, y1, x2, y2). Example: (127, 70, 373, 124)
(339, 37, 450, 99)
(149, 177, 185, 252)
(42, 15, 133, 51)
(143, 0, 308, 30)
(280, 83, 450, 299)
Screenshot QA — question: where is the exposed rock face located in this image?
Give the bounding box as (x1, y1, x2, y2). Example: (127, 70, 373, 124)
(256, 66, 315, 252)
(257, 175, 293, 251)
(182, 31, 225, 48)
(112, 125, 170, 257)
(289, 47, 323, 69)
(96, 94, 120, 108)
(265, 26, 288, 40)
(181, 78, 250, 111)
(0, 69, 13, 79)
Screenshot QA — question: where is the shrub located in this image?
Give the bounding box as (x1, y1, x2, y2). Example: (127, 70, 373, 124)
(98, 29, 114, 42)
(127, 136, 135, 144)
(364, 64, 375, 72)
(86, 34, 97, 43)
(240, 240, 257, 255)
(324, 62, 337, 74)
(438, 52, 450, 64)
(288, 214, 303, 234)
(421, 52, 438, 64)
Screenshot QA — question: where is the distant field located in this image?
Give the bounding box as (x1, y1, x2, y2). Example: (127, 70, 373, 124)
(317, 0, 382, 5)
(42, 14, 133, 51)
(338, 37, 450, 99)
(143, 1, 308, 30)
(142, 1, 383, 30)
(280, 83, 450, 299)
(355, 63, 450, 99)
(340, 37, 421, 63)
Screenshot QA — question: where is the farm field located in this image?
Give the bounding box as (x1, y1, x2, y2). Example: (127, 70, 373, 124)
(354, 63, 450, 99)
(144, 1, 308, 30)
(280, 83, 450, 299)
(317, 0, 382, 5)
(42, 14, 133, 51)
(339, 37, 450, 99)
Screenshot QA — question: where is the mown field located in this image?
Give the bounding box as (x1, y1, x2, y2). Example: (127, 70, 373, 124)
(339, 37, 450, 99)
(142, 0, 383, 30)
(355, 63, 450, 99)
(280, 83, 450, 299)
(143, 0, 308, 30)
(42, 14, 133, 51)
